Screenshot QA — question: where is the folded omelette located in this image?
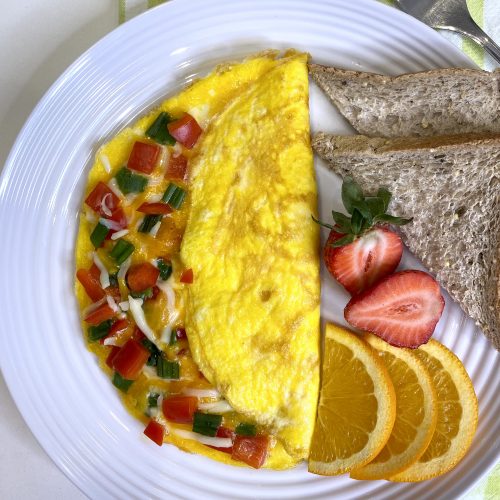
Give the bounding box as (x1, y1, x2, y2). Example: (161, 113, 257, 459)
(75, 50, 320, 468)
(181, 54, 320, 459)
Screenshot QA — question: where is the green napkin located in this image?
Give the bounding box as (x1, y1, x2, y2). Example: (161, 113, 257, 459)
(119, 0, 499, 497)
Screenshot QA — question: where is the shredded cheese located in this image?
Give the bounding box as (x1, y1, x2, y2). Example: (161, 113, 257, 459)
(111, 229, 129, 240)
(150, 220, 162, 238)
(100, 217, 125, 232)
(107, 178, 123, 198)
(171, 429, 232, 448)
(106, 295, 120, 313)
(103, 336, 119, 346)
(100, 153, 112, 173)
(82, 297, 106, 318)
(182, 388, 220, 399)
(100, 193, 113, 216)
(128, 296, 160, 347)
(197, 400, 234, 414)
(93, 253, 110, 289)
(156, 279, 176, 310)
(160, 324, 173, 345)
(117, 257, 132, 280)
(118, 301, 130, 311)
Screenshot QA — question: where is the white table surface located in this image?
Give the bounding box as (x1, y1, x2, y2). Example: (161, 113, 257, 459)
(0, 1, 118, 497)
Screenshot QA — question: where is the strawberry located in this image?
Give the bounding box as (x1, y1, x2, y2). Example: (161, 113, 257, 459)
(344, 270, 445, 348)
(315, 177, 411, 295)
(324, 226, 403, 295)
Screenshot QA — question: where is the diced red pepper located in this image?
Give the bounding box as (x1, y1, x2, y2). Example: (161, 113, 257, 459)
(84, 303, 115, 325)
(179, 268, 193, 284)
(105, 346, 121, 369)
(143, 420, 165, 446)
(85, 182, 120, 216)
(166, 154, 188, 180)
(112, 339, 150, 380)
(175, 327, 187, 340)
(209, 427, 235, 454)
(148, 286, 160, 301)
(76, 264, 105, 301)
(100, 318, 130, 345)
(167, 113, 202, 149)
(231, 435, 269, 469)
(137, 202, 172, 215)
(127, 141, 161, 174)
(162, 395, 198, 423)
(127, 262, 160, 292)
(132, 327, 146, 342)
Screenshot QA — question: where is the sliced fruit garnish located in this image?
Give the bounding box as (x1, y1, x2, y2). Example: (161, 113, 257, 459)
(344, 270, 445, 348)
(325, 227, 403, 296)
(350, 333, 438, 480)
(315, 177, 411, 295)
(389, 340, 478, 482)
(308, 323, 396, 476)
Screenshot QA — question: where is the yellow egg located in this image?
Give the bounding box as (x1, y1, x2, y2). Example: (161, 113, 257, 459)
(181, 52, 320, 461)
(75, 50, 318, 469)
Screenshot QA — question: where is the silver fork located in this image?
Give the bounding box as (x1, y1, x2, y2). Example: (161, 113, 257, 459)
(395, 0, 500, 64)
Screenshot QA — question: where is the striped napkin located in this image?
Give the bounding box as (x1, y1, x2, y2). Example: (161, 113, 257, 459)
(119, 0, 499, 498)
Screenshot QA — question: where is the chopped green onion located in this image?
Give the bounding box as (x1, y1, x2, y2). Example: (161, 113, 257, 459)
(157, 258, 173, 281)
(115, 167, 148, 194)
(147, 392, 160, 408)
(235, 422, 257, 437)
(90, 221, 109, 248)
(145, 112, 176, 146)
(162, 183, 186, 209)
(141, 338, 161, 367)
(169, 331, 177, 346)
(192, 412, 222, 437)
(112, 372, 133, 392)
(156, 357, 180, 379)
(109, 273, 118, 287)
(87, 319, 113, 342)
(130, 287, 153, 300)
(110, 239, 135, 265)
(138, 214, 163, 233)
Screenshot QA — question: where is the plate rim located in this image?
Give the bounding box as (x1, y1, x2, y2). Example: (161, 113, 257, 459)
(0, 0, 497, 498)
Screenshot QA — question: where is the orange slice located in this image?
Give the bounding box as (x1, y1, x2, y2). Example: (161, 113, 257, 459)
(308, 323, 396, 475)
(390, 340, 478, 482)
(350, 333, 437, 480)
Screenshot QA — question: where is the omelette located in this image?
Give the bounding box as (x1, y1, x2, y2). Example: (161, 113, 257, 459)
(74, 50, 320, 469)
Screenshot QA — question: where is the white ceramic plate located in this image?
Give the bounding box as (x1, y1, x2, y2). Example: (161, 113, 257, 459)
(1, 0, 498, 498)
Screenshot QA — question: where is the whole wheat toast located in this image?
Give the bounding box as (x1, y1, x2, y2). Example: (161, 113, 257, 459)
(313, 132, 500, 349)
(309, 64, 500, 137)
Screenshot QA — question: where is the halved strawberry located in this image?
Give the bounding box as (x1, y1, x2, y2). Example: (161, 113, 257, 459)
(344, 270, 445, 348)
(324, 227, 403, 295)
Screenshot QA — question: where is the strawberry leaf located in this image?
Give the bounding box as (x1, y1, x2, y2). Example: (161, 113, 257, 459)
(331, 211, 352, 234)
(365, 197, 385, 218)
(311, 214, 335, 230)
(341, 177, 364, 215)
(350, 208, 364, 235)
(330, 233, 356, 248)
(377, 187, 391, 211)
(374, 213, 413, 225)
(351, 199, 373, 225)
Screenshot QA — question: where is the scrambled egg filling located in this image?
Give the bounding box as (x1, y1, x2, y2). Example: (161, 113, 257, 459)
(75, 51, 319, 469)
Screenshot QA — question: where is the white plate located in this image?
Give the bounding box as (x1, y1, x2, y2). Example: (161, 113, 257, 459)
(0, 0, 498, 498)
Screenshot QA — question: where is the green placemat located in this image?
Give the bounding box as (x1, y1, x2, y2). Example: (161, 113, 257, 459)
(119, 0, 499, 497)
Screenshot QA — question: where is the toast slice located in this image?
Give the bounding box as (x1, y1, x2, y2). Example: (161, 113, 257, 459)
(309, 64, 500, 137)
(313, 132, 500, 349)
